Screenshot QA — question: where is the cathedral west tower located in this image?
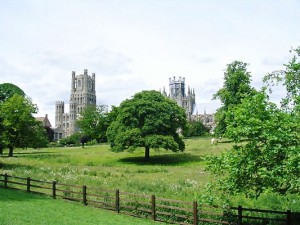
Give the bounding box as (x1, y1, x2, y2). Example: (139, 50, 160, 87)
(54, 69, 96, 139)
(162, 76, 195, 121)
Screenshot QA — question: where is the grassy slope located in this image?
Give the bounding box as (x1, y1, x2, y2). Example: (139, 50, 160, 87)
(0, 188, 158, 225)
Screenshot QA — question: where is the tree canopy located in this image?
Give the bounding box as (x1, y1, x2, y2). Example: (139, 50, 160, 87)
(106, 90, 187, 161)
(0, 83, 25, 103)
(0, 83, 26, 154)
(212, 61, 255, 136)
(184, 121, 208, 137)
(208, 47, 300, 199)
(0, 94, 48, 156)
(76, 105, 109, 142)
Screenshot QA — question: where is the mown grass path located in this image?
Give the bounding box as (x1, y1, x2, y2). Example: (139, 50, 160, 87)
(0, 188, 159, 225)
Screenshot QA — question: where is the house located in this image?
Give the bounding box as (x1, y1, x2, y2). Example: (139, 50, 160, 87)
(35, 114, 52, 128)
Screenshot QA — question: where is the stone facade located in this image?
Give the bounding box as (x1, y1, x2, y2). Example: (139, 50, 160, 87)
(191, 110, 215, 130)
(35, 114, 52, 128)
(162, 76, 196, 121)
(54, 69, 96, 140)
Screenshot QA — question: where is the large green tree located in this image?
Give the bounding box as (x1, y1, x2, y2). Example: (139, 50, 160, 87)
(208, 48, 300, 199)
(212, 61, 255, 136)
(0, 83, 25, 103)
(0, 94, 48, 157)
(76, 105, 109, 142)
(0, 83, 26, 154)
(209, 92, 300, 198)
(106, 90, 187, 161)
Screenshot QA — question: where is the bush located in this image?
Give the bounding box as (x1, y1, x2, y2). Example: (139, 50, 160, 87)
(185, 121, 209, 137)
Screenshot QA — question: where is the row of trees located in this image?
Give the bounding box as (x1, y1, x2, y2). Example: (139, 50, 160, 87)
(70, 89, 210, 159)
(75, 90, 208, 160)
(1, 83, 208, 159)
(0, 83, 49, 157)
(209, 47, 300, 198)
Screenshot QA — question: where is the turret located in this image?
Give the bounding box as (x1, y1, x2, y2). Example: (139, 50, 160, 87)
(55, 101, 64, 128)
(92, 73, 96, 93)
(71, 71, 75, 92)
(55, 69, 97, 139)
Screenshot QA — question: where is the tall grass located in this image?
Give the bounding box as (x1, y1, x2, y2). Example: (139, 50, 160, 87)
(1, 137, 299, 211)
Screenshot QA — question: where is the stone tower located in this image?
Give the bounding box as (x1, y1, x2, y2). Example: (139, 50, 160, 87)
(54, 69, 96, 139)
(163, 76, 195, 121)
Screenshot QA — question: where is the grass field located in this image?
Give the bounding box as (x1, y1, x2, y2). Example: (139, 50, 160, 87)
(1, 137, 299, 212)
(0, 188, 158, 225)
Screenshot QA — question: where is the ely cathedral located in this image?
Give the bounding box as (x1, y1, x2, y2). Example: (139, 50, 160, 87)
(162, 76, 196, 121)
(54, 69, 96, 140)
(54, 71, 199, 140)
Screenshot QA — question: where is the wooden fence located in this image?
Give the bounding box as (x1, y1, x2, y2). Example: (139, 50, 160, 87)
(0, 174, 294, 225)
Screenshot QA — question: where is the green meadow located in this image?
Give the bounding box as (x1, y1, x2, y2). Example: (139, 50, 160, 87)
(1, 137, 299, 211)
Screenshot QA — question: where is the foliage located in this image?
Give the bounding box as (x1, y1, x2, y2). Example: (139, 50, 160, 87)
(26, 123, 50, 149)
(106, 90, 187, 161)
(264, 47, 300, 110)
(76, 105, 109, 142)
(58, 132, 82, 146)
(208, 48, 300, 199)
(44, 126, 54, 142)
(184, 120, 209, 137)
(0, 83, 26, 154)
(80, 135, 91, 148)
(212, 61, 255, 136)
(0, 94, 49, 156)
(0, 83, 25, 103)
(208, 91, 300, 198)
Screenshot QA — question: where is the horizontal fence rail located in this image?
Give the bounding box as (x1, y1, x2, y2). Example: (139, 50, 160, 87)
(0, 173, 294, 225)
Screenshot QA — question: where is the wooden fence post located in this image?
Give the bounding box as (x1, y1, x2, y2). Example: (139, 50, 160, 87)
(115, 189, 120, 213)
(151, 195, 156, 221)
(193, 201, 198, 225)
(52, 181, 56, 199)
(82, 185, 87, 205)
(26, 177, 31, 193)
(286, 210, 291, 225)
(4, 173, 8, 188)
(237, 205, 242, 225)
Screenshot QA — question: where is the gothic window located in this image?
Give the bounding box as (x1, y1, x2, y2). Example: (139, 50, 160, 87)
(78, 79, 81, 88)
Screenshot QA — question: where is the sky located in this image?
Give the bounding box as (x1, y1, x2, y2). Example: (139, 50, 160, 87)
(1, 0, 300, 126)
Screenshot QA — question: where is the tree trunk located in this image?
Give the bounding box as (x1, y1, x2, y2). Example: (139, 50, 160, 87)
(0, 146, 3, 155)
(145, 146, 150, 161)
(8, 146, 14, 157)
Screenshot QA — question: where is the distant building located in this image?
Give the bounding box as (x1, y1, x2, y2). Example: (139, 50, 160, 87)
(35, 114, 52, 128)
(162, 76, 196, 121)
(54, 69, 96, 141)
(191, 110, 215, 130)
